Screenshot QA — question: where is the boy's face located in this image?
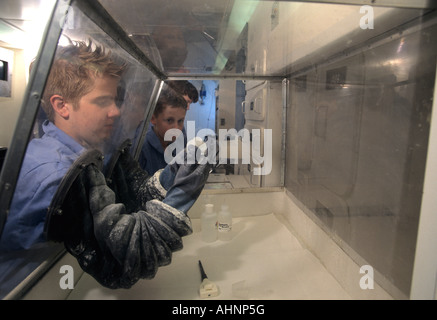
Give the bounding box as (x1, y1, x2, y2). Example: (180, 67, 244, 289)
(151, 105, 186, 146)
(68, 75, 121, 148)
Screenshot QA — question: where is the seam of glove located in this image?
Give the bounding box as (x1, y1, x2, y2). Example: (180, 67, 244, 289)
(146, 199, 192, 229)
(151, 169, 167, 198)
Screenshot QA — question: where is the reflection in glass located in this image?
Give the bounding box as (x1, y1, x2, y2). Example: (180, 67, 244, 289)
(286, 23, 436, 298)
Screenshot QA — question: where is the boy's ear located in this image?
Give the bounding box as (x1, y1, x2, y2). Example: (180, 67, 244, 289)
(50, 95, 70, 119)
(151, 114, 157, 125)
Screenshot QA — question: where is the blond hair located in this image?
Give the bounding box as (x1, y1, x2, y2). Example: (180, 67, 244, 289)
(42, 40, 125, 121)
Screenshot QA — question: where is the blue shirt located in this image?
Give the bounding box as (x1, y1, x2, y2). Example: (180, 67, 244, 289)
(139, 125, 167, 176)
(139, 126, 188, 176)
(0, 121, 85, 252)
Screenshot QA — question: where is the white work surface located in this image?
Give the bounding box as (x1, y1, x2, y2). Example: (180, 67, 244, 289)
(67, 213, 351, 300)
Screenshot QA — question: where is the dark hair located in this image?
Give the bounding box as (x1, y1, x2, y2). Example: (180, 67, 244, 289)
(153, 86, 188, 116)
(166, 80, 199, 103)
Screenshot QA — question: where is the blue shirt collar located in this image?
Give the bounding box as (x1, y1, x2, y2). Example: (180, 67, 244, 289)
(42, 120, 85, 155)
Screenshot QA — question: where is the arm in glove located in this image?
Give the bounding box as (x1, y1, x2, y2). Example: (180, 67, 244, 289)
(64, 164, 192, 289)
(106, 138, 212, 215)
(162, 138, 212, 214)
(106, 140, 168, 211)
